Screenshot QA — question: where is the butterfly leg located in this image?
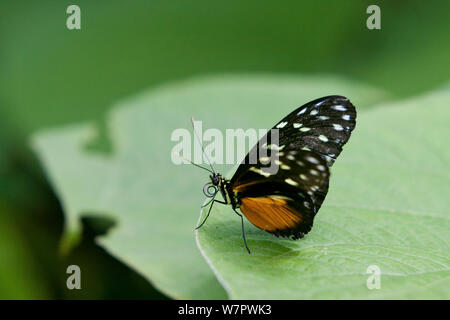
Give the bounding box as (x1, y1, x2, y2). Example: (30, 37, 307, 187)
(201, 197, 215, 208)
(233, 208, 251, 254)
(196, 199, 226, 230)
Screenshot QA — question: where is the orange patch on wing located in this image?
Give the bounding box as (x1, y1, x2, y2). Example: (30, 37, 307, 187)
(240, 197, 302, 232)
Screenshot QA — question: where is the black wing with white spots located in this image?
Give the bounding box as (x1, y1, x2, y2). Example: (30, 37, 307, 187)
(275, 95, 356, 166)
(229, 95, 356, 239)
(231, 148, 330, 238)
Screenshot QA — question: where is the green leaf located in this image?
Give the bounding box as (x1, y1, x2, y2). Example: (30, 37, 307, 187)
(197, 86, 450, 299)
(0, 203, 50, 299)
(31, 75, 389, 299)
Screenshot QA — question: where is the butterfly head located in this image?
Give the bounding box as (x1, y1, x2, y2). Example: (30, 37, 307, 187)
(210, 173, 223, 186)
(202, 173, 223, 198)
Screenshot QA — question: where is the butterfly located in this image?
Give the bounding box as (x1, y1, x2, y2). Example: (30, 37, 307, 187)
(191, 95, 356, 254)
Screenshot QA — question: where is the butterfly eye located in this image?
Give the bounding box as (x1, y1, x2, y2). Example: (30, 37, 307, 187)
(203, 183, 218, 198)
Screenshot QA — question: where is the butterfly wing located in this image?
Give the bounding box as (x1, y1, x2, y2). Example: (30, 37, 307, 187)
(230, 95, 356, 239)
(276, 95, 356, 166)
(232, 149, 329, 239)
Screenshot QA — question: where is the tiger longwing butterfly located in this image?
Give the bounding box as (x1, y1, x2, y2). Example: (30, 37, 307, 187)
(193, 95, 356, 254)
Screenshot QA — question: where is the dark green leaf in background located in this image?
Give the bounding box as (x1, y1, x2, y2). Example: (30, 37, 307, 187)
(0, 204, 50, 299)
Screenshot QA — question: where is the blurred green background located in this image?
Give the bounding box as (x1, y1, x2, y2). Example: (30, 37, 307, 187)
(0, 0, 449, 299)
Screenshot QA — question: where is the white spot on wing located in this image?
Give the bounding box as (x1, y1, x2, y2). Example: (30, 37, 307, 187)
(266, 144, 285, 150)
(333, 124, 344, 131)
(306, 156, 319, 164)
(285, 178, 298, 186)
(319, 135, 329, 142)
(315, 100, 325, 107)
(293, 123, 302, 128)
(297, 108, 307, 115)
(269, 195, 292, 201)
(342, 114, 351, 121)
(276, 121, 288, 128)
(332, 105, 347, 111)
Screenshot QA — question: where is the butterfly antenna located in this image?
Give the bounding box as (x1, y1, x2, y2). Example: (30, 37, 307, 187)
(172, 152, 213, 174)
(191, 116, 216, 174)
